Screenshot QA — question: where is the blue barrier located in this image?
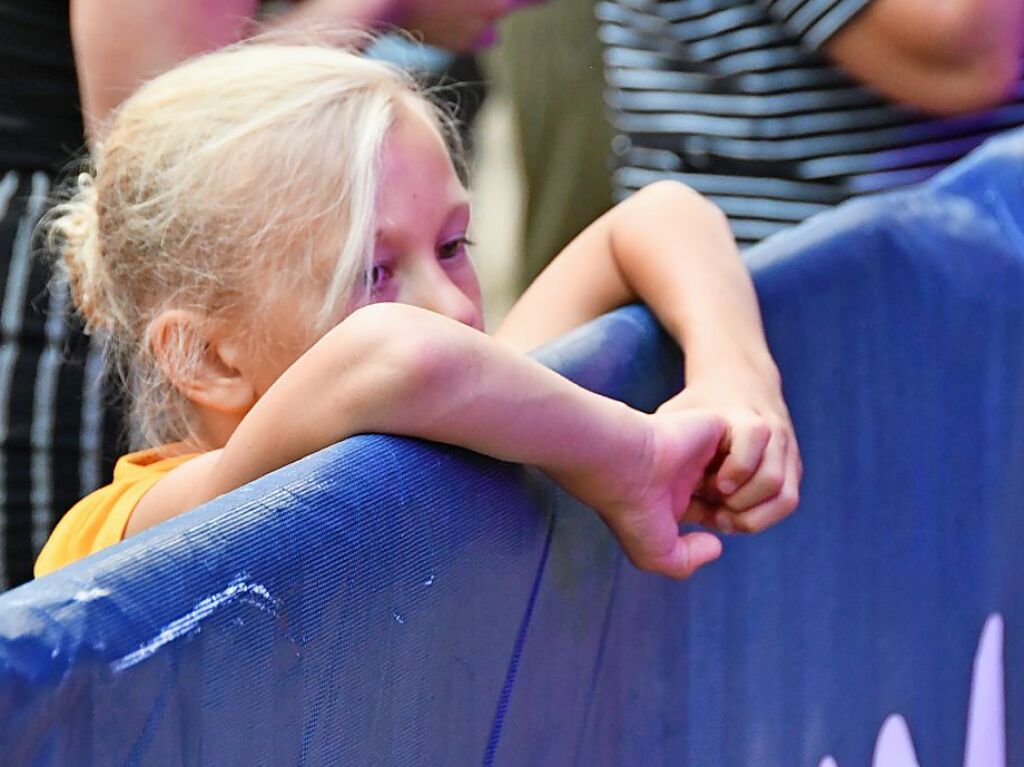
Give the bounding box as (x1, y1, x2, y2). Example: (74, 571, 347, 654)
(1, 130, 1023, 765)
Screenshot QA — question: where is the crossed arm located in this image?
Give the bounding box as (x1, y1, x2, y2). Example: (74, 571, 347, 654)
(499, 181, 799, 533)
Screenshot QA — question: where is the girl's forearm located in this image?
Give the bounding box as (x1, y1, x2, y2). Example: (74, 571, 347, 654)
(199, 303, 651, 509)
(606, 182, 777, 380)
(142, 303, 729, 579)
(363, 308, 648, 488)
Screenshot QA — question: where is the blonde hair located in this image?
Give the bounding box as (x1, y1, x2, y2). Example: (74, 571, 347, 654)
(47, 42, 459, 449)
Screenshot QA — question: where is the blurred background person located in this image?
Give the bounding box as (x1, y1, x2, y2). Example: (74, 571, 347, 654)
(486, 0, 614, 292)
(484, 0, 1024, 299)
(73, 1, 538, 139)
(0, 0, 537, 591)
(0, 0, 122, 593)
(597, 0, 1024, 245)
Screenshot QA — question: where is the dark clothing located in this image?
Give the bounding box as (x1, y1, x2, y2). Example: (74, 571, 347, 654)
(0, 0, 84, 172)
(0, 171, 120, 587)
(0, 2, 121, 589)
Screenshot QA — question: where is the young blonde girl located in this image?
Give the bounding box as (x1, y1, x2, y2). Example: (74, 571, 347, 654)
(36, 42, 800, 581)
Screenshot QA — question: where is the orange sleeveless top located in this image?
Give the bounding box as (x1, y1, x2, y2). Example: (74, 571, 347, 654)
(35, 448, 199, 577)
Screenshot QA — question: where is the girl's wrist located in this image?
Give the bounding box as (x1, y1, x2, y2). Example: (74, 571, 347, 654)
(543, 397, 652, 512)
(683, 336, 781, 389)
(659, 294, 773, 380)
(596, 400, 656, 507)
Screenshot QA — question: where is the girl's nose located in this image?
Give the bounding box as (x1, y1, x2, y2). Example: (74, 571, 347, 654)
(412, 268, 479, 329)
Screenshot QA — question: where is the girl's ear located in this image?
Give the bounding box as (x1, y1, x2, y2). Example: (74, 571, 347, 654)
(147, 309, 256, 415)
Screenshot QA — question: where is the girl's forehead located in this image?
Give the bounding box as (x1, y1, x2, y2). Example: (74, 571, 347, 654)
(377, 112, 468, 221)
(381, 110, 460, 180)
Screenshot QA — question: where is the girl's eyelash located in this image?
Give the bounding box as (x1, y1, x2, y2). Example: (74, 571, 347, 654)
(440, 236, 474, 257)
(369, 263, 392, 289)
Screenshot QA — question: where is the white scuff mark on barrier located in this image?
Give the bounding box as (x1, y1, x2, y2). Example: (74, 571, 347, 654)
(111, 577, 274, 672)
(72, 587, 110, 602)
(821, 613, 1004, 767)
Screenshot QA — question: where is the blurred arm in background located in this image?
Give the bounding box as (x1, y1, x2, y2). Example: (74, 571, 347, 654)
(71, 0, 403, 139)
(822, 0, 1023, 114)
(71, 0, 530, 139)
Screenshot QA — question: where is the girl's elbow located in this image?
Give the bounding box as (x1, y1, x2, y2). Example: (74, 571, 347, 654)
(634, 180, 729, 226)
(339, 303, 456, 392)
(634, 179, 700, 207)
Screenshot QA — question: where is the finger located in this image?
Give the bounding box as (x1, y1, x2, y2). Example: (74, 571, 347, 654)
(696, 475, 720, 503)
(675, 410, 729, 463)
(655, 386, 696, 413)
(667, 411, 728, 497)
(714, 420, 771, 496)
(723, 427, 788, 511)
(643, 531, 723, 579)
(614, 504, 722, 578)
(731, 442, 801, 533)
(679, 495, 715, 525)
(712, 509, 738, 534)
(681, 496, 741, 535)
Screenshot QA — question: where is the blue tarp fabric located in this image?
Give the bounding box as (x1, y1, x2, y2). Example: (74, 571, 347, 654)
(1, 130, 1023, 765)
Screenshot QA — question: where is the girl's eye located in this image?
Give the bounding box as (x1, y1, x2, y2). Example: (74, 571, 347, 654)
(369, 263, 392, 291)
(439, 236, 473, 261)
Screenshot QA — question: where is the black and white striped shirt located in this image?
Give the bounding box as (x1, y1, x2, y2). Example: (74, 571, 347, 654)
(598, 0, 1024, 245)
(0, 0, 123, 590)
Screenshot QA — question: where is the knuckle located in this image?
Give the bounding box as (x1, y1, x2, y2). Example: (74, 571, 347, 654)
(781, 488, 800, 513)
(762, 468, 786, 494)
(747, 421, 772, 443)
(725, 454, 758, 478)
(733, 516, 758, 534)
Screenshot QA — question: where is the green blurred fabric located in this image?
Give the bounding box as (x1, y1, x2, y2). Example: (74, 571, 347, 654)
(487, 0, 613, 289)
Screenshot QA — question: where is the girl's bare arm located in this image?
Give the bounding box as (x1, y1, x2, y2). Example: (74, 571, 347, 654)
(497, 181, 800, 534)
(131, 303, 728, 579)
